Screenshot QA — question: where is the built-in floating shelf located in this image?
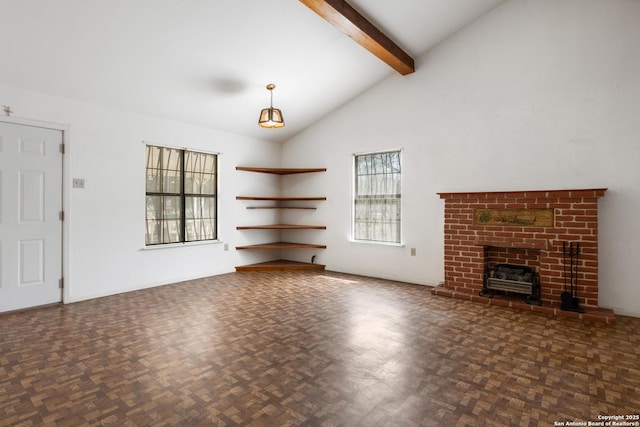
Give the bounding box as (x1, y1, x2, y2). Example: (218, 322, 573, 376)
(237, 196, 325, 210)
(237, 196, 326, 201)
(236, 166, 326, 175)
(236, 242, 327, 250)
(236, 224, 326, 230)
(246, 206, 317, 210)
(235, 260, 326, 272)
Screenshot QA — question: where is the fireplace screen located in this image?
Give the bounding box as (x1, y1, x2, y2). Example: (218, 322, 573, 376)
(481, 264, 541, 305)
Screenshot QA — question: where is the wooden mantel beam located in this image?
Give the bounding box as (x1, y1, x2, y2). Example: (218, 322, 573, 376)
(300, 0, 415, 75)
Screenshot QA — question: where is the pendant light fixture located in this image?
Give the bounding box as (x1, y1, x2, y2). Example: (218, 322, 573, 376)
(258, 84, 285, 128)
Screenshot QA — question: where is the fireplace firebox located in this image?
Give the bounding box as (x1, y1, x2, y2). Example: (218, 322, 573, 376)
(481, 263, 541, 305)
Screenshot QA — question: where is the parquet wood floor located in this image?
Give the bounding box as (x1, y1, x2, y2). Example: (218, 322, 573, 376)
(1, 271, 638, 426)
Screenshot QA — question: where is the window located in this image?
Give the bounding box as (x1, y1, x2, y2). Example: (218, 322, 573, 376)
(145, 145, 217, 245)
(353, 150, 402, 244)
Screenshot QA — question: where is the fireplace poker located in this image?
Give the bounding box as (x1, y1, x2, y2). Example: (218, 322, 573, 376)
(561, 241, 573, 309)
(572, 242, 582, 312)
(569, 242, 575, 309)
(561, 242, 584, 313)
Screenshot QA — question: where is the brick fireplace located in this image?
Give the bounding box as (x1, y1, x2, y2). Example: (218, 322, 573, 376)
(432, 188, 615, 323)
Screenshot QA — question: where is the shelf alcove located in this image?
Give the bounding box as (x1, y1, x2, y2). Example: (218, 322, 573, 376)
(235, 166, 326, 271)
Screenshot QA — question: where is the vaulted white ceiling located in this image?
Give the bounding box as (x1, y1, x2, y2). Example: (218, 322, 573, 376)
(0, 0, 505, 143)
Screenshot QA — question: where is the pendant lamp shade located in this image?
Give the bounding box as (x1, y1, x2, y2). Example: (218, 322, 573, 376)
(258, 84, 285, 128)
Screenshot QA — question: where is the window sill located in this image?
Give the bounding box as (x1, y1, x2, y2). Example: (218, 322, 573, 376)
(141, 240, 223, 251)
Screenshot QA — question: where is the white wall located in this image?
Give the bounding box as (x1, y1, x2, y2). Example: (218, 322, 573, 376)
(0, 84, 281, 303)
(282, 0, 640, 317)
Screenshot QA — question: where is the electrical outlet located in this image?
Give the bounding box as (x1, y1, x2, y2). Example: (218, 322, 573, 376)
(224, 244, 229, 251)
(410, 248, 416, 256)
(72, 178, 85, 189)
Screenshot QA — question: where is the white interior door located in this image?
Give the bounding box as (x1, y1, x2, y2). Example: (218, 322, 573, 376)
(0, 121, 63, 312)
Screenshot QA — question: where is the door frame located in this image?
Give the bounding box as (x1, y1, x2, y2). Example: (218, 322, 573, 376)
(0, 116, 70, 304)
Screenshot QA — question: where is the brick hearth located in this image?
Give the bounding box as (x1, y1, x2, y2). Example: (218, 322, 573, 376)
(432, 189, 615, 323)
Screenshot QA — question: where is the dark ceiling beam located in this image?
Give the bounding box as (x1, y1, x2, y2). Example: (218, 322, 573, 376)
(300, 0, 415, 75)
